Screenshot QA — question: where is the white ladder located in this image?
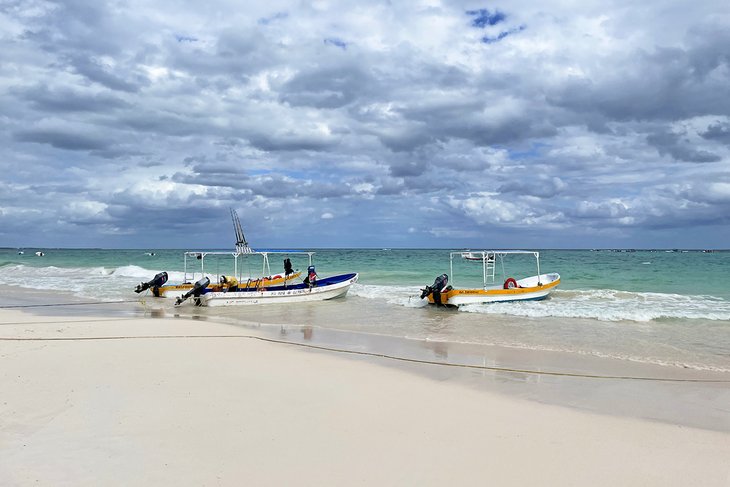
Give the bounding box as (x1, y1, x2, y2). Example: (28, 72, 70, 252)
(484, 252, 496, 285)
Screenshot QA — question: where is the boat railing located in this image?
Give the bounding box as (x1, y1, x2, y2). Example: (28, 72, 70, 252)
(451, 250, 541, 289)
(181, 249, 314, 284)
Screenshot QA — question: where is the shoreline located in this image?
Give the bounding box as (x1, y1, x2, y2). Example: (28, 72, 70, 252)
(1, 306, 729, 486)
(2, 285, 730, 433)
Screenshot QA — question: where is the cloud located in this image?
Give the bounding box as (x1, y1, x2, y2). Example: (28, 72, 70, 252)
(646, 131, 721, 163)
(499, 176, 567, 199)
(0, 0, 728, 249)
(14, 128, 112, 151)
(701, 121, 730, 144)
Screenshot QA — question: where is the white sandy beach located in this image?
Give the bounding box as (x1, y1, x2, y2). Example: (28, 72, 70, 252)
(1, 308, 729, 487)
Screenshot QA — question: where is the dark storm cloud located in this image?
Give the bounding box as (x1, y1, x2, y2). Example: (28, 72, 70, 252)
(247, 132, 339, 152)
(279, 65, 374, 109)
(701, 121, 730, 144)
(18, 85, 130, 113)
(647, 131, 721, 163)
(67, 55, 146, 93)
(14, 129, 112, 151)
(547, 28, 730, 124)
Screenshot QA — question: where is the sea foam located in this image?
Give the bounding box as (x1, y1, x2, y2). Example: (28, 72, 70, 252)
(459, 289, 730, 322)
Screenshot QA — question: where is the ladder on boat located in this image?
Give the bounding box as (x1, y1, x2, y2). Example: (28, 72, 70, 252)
(484, 251, 496, 285)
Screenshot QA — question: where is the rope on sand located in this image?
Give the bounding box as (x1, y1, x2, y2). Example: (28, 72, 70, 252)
(0, 300, 141, 309)
(1, 332, 729, 383)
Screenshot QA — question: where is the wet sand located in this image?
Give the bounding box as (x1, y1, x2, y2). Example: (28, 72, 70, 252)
(1, 292, 730, 486)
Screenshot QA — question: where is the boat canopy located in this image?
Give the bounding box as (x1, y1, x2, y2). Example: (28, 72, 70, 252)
(182, 250, 314, 283)
(451, 250, 542, 289)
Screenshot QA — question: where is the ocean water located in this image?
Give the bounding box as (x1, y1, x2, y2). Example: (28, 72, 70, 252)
(1, 248, 729, 372)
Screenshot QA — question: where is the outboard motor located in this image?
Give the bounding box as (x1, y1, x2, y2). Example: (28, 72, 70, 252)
(175, 277, 210, 306)
(135, 272, 168, 294)
(420, 274, 449, 305)
(284, 258, 293, 276)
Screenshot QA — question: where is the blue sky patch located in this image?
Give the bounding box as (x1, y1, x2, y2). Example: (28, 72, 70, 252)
(258, 12, 288, 25)
(482, 25, 526, 44)
(175, 35, 198, 43)
(324, 37, 347, 49)
(466, 8, 506, 28)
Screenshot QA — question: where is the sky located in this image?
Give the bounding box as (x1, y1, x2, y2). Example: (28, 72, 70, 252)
(1, 0, 729, 249)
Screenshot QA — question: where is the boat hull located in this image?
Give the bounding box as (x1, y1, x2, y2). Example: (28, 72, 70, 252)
(155, 271, 302, 298)
(196, 273, 358, 307)
(428, 273, 560, 306)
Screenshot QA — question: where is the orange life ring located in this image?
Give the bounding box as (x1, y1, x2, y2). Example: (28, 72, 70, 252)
(504, 278, 518, 289)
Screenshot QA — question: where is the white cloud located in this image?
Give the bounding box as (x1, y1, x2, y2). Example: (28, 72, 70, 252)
(0, 0, 728, 248)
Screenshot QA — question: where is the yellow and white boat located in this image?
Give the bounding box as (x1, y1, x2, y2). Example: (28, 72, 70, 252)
(134, 250, 302, 299)
(134, 209, 301, 299)
(153, 269, 302, 298)
(421, 250, 560, 306)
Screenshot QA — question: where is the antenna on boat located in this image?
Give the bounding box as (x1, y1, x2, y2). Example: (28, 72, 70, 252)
(231, 208, 254, 254)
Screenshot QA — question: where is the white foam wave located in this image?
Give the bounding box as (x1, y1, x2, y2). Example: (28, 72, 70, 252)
(460, 289, 730, 321)
(0, 264, 197, 301)
(349, 283, 428, 308)
(0, 263, 292, 301)
(111, 265, 193, 283)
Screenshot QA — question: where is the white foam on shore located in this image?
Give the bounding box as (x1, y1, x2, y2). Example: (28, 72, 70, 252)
(460, 289, 730, 321)
(0, 264, 193, 301)
(349, 283, 428, 308)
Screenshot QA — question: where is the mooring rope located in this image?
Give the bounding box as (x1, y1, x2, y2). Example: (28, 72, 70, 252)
(0, 300, 141, 309)
(1, 331, 728, 383)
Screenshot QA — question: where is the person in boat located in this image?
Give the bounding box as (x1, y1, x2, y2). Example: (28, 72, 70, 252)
(303, 265, 317, 288)
(284, 258, 294, 277)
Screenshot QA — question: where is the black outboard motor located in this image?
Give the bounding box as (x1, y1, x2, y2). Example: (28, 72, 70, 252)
(284, 258, 293, 276)
(175, 277, 210, 306)
(420, 274, 449, 305)
(135, 272, 168, 293)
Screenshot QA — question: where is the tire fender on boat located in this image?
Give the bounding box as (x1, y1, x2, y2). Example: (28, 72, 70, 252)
(503, 277, 518, 289)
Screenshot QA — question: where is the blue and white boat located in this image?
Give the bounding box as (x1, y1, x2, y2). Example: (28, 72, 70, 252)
(175, 250, 358, 307)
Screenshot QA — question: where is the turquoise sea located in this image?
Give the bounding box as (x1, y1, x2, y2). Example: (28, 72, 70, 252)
(1, 248, 729, 372)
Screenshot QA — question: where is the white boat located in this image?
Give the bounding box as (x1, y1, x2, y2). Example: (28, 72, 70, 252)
(196, 272, 358, 307)
(421, 250, 560, 306)
(176, 251, 357, 307)
(461, 251, 495, 262)
(134, 209, 301, 298)
(146, 250, 302, 299)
